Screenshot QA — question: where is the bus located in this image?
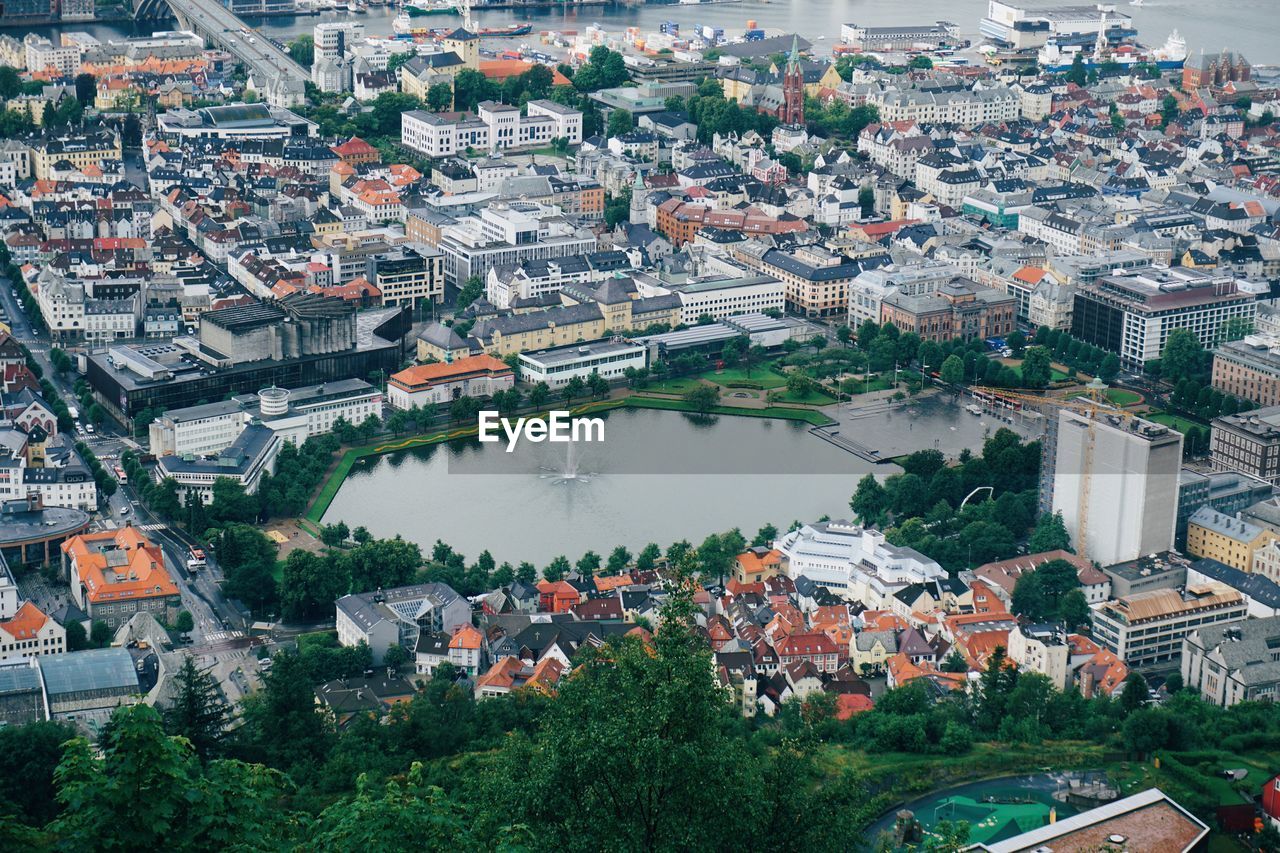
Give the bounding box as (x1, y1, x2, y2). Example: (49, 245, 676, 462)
(113, 465, 127, 485)
(187, 548, 206, 571)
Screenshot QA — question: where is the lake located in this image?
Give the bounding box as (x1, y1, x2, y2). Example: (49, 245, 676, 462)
(321, 406, 889, 565)
(17, 0, 1280, 65)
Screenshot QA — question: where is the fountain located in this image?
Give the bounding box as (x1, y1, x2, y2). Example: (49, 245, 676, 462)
(539, 433, 596, 484)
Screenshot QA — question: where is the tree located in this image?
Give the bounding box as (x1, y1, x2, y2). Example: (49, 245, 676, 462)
(481, 590, 763, 850)
(1020, 346, 1053, 389)
(1065, 52, 1087, 86)
(161, 656, 230, 760)
(1098, 353, 1120, 382)
(0, 720, 76, 828)
(940, 354, 964, 385)
(66, 619, 88, 651)
(90, 620, 112, 648)
(382, 644, 411, 670)
(682, 383, 720, 414)
(288, 34, 315, 67)
(850, 474, 887, 525)
(543, 555, 570, 582)
(1120, 672, 1150, 715)
(606, 108, 634, 137)
(940, 649, 969, 673)
(1160, 328, 1207, 383)
(528, 382, 550, 410)
(1010, 572, 1047, 621)
(1121, 706, 1172, 757)
(636, 543, 662, 572)
(279, 550, 350, 622)
(1027, 511, 1072, 553)
(562, 375, 587, 404)
(1058, 588, 1090, 629)
(908, 55, 933, 70)
(174, 611, 194, 635)
(237, 650, 334, 771)
(587, 372, 610, 400)
(426, 81, 453, 111)
(751, 523, 778, 548)
(0, 66, 19, 100)
(455, 275, 485, 312)
(606, 546, 631, 574)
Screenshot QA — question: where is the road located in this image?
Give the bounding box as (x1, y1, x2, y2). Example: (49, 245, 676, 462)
(158, 0, 310, 90)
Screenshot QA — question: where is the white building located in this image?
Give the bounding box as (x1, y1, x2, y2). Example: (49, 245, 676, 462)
(518, 339, 647, 389)
(335, 582, 469, 665)
(153, 424, 281, 504)
(24, 35, 81, 77)
(314, 21, 364, 61)
(774, 520, 947, 608)
(0, 557, 65, 662)
(1049, 410, 1183, 568)
(847, 262, 960, 327)
(633, 271, 786, 325)
(1007, 623, 1070, 691)
(401, 99, 582, 158)
(437, 203, 597, 287)
(148, 379, 383, 457)
(1093, 583, 1246, 667)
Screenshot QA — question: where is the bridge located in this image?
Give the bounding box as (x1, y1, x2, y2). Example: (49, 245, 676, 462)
(134, 0, 309, 99)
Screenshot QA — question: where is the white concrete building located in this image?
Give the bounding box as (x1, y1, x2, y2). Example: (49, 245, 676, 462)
(24, 35, 80, 77)
(1092, 583, 1246, 667)
(1007, 623, 1070, 691)
(401, 99, 582, 159)
(774, 520, 947, 608)
(386, 355, 514, 409)
(634, 272, 786, 325)
(847, 262, 960, 327)
(517, 340, 647, 389)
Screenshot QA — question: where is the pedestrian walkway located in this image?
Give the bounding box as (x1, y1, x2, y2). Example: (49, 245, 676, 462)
(137, 522, 167, 532)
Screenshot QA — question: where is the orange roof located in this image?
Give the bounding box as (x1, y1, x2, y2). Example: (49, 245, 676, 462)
(391, 355, 512, 389)
(331, 136, 379, 157)
(0, 601, 50, 641)
(1013, 265, 1047, 285)
(861, 610, 908, 632)
(479, 59, 572, 86)
(735, 548, 782, 574)
(62, 527, 178, 605)
(331, 161, 356, 176)
(835, 693, 874, 720)
(449, 624, 484, 650)
(594, 573, 632, 592)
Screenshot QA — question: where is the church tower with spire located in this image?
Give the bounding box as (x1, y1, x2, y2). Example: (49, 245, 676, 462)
(781, 34, 805, 126)
(628, 171, 648, 225)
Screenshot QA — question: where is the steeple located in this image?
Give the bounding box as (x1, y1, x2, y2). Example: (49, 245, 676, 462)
(781, 34, 805, 127)
(787, 33, 800, 69)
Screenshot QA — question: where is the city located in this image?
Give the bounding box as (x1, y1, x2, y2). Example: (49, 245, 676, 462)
(0, 0, 1278, 849)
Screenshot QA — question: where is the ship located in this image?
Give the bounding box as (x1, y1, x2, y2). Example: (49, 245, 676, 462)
(403, 1, 459, 16)
(476, 23, 533, 38)
(1037, 29, 1186, 72)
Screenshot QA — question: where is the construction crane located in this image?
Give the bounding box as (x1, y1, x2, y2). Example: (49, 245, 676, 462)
(971, 380, 1134, 556)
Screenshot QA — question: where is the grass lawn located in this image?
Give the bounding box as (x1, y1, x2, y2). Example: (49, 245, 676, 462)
(842, 374, 897, 394)
(1144, 409, 1205, 434)
(1068, 388, 1143, 407)
(703, 366, 787, 389)
(1002, 359, 1070, 382)
(639, 377, 704, 395)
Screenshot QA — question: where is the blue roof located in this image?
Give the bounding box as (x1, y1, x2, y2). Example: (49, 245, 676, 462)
(39, 648, 140, 697)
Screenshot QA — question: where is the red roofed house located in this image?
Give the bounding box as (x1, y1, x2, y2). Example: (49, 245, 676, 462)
(834, 693, 874, 720)
(0, 600, 66, 660)
(387, 355, 514, 409)
(1263, 773, 1280, 831)
(735, 547, 783, 585)
(331, 136, 381, 166)
(474, 655, 565, 699)
(776, 631, 840, 673)
(536, 580, 580, 613)
(447, 624, 485, 675)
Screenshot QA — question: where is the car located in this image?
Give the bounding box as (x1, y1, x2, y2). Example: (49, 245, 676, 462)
(119, 505, 129, 516)
(85, 424, 95, 434)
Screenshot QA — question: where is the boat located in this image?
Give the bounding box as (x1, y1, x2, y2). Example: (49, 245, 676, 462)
(475, 23, 533, 38)
(1130, 0, 1144, 6)
(1037, 28, 1186, 72)
(403, 1, 459, 16)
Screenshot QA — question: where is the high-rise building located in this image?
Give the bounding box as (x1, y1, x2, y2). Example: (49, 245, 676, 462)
(1047, 410, 1183, 567)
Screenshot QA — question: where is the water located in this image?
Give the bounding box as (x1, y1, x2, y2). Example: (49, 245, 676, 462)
(322, 407, 892, 565)
(18, 0, 1280, 64)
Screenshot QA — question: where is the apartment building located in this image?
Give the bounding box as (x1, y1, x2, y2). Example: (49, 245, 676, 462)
(62, 527, 181, 630)
(1182, 616, 1280, 706)
(436, 203, 597, 287)
(751, 246, 867, 319)
(1212, 334, 1280, 407)
(880, 278, 1017, 343)
(1092, 583, 1247, 667)
(30, 131, 122, 181)
(371, 249, 444, 308)
(401, 99, 582, 159)
(1211, 406, 1280, 486)
(1186, 507, 1278, 572)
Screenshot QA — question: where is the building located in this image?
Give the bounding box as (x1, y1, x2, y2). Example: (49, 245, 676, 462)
(1091, 582, 1247, 667)
(1007, 623, 1070, 690)
(1176, 469, 1274, 546)
(1212, 334, 1280, 407)
(154, 103, 317, 142)
(1186, 507, 1277, 572)
(1211, 406, 1280, 486)
(38, 647, 149, 719)
(1183, 49, 1251, 90)
(1189, 557, 1280, 619)
(1182, 616, 1280, 707)
(840, 22, 959, 50)
(147, 379, 382, 458)
(0, 554, 63, 662)
(154, 423, 282, 503)
(641, 273, 786, 325)
(1070, 268, 1257, 370)
(335, 582, 469, 664)
(975, 550, 1111, 606)
(30, 130, 122, 182)
(1048, 411, 1182, 567)
(880, 278, 1017, 344)
(400, 99, 582, 159)
(387, 355, 513, 409)
(436, 204, 597, 287)
(61, 527, 181, 630)
(755, 246, 868, 319)
(23, 35, 80, 76)
(517, 339, 647, 389)
(0, 495, 90, 568)
(371, 249, 444, 309)
(85, 301, 408, 424)
(982, 788, 1208, 853)
(774, 520, 947, 608)
(780, 35, 805, 127)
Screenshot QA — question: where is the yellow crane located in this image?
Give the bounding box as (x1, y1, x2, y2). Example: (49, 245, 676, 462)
(971, 381, 1134, 555)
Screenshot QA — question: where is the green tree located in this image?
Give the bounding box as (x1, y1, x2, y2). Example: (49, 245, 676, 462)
(562, 375, 587, 404)
(606, 108, 634, 137)
(1019, 346, 1053, 389)
(174, 611, 194, 635)
(636, 543, 662, 572)
(480, 590, 762, 849)
(1027, 511, 1072, 553)
(66, 619, 88, 651)
(279, 550, 350, 622)
(1120, 671, 1150, 715)
(1059, 588, 1091, 629)
(1121, 706, 1171, 757)
(455, 275, 485, 311)
(683, 383, 721, 414)
(528, 382, 550, 410)
(1098, 353, 1120, 382)
(161, 656, 230, 760)
(237, 650, 334, 771)
(909, 55, 933, 70)
(90, 620, 112, 648)
(1065, 52, 1087, 86)
(288, 34, 314, 67)
(940, 354, 964, 385)
(0, 66, 20, 100)
(606, 546, 631, 574)
(426, 81, 453, 111)
(1160, 328, 1207, 383)
(850, 474, 887, 525)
